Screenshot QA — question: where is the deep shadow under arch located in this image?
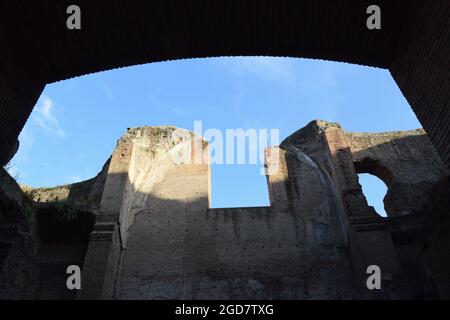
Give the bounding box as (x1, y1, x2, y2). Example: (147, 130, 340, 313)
(0, 0, 449, 169)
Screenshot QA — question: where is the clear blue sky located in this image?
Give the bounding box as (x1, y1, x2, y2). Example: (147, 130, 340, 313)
(9, 57, 421, 215)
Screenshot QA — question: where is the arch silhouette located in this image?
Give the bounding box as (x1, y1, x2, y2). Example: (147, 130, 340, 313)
(358, 173, 388, 217)
(0, 0, 449, 169)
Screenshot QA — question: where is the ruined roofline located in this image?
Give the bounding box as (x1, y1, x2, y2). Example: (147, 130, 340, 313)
(17, 126, 208, 203)
(345, 128, 425, 137)
(117, 125, 207, 146)
(15, 121, 432, 206)
(18, 157, 111, 206)
(280, 119, 425, 148)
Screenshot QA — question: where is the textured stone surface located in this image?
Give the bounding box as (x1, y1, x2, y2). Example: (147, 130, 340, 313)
(1, 1, 449, 297)
(1, 121, 449, 299)
(422, 177, 450, 299)
(80, 121, 447, 299)
(0, 167, 98, 299)
(20, 158, 110, 207)
(0, 169, 40, 299)
(114, 123, 356, 299)
(347, 129, 448, 217)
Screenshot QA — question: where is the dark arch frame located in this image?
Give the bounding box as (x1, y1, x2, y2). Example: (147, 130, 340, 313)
(354, 158, 392, 217)
(354, 158, 393, 187)
(1, 0, 449, 168)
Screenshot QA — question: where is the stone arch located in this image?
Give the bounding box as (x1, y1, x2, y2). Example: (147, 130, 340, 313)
(356, 172, 389, 217)
(354, 157, 405, 218)
(348, 128, 449, 218)
(0, 0, 449, 171)
(354, 159, 424, 218)
(354, 157, 393, 187)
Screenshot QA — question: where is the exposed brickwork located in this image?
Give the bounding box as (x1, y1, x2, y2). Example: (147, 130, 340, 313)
(113, 125, 356, 299)
(75, 122, 447, 299)
(1, 121, 449, 299)
(346, 130, 448, 218)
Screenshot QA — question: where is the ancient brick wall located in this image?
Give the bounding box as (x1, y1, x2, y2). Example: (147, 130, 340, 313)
(344, 129, 449, 298)
(3, 121, 447, 299)
(87, 121, 447, 299)
(114, 124, 356, 299)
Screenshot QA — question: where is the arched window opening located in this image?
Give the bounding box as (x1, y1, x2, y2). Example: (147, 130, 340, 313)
(354, 158, 393, 186)
(358, 173, 388, 217)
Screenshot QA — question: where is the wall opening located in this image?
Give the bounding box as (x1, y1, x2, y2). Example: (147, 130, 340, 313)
(209, 163, 270, 208)
(8, 57, 419, 209)
(358, 173, 388, 217)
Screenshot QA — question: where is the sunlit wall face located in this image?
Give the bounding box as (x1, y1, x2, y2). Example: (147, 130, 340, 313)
(8, 57, 420, 208)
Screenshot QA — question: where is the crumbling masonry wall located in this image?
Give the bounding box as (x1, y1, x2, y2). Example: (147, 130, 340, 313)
(2, 120, 448, 299)
(76, 121, 448, 299)
(345, 129, 449, 298)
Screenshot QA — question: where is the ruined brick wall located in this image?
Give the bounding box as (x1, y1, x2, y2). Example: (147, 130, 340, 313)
(3, 121, 447, 299)
(346, 129, 448, 217)
(97, 121, 447, 299)
(323, 124, 447, 298)
(343, 129, 449, 298)
(114, 124, 356, 299)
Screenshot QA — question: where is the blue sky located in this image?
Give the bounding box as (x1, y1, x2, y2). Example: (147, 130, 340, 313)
(9, 57, 421, 215)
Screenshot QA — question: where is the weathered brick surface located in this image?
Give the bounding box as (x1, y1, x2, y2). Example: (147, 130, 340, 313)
(84, 124, 355, 299)
(105, 122, 447, 299)
(346, 130, 448, 217)
(2, 121, 449, 299)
